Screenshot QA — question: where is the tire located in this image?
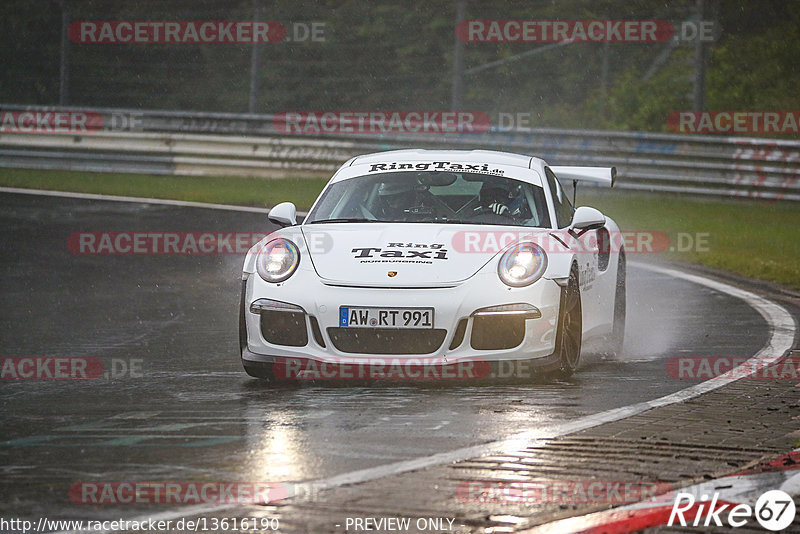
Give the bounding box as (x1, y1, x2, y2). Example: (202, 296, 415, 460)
(607, 253, 627, 357)
(554, 265, 582, 378)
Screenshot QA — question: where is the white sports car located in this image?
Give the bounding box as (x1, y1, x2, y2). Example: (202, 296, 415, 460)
(240, 149, 625, 380)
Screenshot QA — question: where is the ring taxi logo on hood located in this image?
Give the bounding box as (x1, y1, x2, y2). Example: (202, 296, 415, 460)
(352, 243, 449, 262)
(367, 161, 504, 175)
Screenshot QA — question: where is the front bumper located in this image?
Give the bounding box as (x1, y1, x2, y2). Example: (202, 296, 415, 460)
(241, 267, 562, 367)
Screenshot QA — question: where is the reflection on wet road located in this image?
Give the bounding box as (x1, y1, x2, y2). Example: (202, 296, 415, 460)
(0, 193, 767, 520)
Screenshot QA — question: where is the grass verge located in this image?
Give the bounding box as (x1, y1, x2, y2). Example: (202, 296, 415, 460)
(1, 167, 798, 289)
(581, 190, 800, 289)
(0, 168, 328, 210)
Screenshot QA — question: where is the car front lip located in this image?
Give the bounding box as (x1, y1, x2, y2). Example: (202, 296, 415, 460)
(241, 347, 563, 381)
(242, 268, 561, 365)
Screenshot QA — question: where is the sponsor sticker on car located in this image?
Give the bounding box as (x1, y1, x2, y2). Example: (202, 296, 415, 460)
(339, 306, 434, 329)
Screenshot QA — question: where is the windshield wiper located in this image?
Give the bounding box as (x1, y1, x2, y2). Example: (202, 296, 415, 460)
(308, 218, 381, 224)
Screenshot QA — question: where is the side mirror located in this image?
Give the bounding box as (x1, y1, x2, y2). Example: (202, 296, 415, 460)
(570, 206, 606, 231)
(268, 202, 297, 227)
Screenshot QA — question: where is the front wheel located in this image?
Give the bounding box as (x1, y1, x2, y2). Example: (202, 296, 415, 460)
(554, 265, 582, 378)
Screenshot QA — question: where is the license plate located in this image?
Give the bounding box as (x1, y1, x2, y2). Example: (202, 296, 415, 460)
(339, 306, 434, 329)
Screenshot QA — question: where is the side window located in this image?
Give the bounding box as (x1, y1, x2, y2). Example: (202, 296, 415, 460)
(545, 167, 575, 228)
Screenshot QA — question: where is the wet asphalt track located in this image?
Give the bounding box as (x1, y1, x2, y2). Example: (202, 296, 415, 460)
(0, 192, 769, 523)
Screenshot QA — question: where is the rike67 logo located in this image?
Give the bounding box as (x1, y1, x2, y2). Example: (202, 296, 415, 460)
(669, 490, 796, 531)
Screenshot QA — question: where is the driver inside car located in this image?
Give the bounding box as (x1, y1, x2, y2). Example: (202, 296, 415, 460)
(474, 185, 511, 216)
(375, 181, 428, 219)
(473, 183, 530, 220)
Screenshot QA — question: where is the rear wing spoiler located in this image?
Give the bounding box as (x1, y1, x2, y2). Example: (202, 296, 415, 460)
(549, 166, 616, 188)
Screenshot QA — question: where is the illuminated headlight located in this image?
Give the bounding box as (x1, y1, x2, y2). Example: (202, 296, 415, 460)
(498, 242, 547, 287)
(256, 239, 300, 283)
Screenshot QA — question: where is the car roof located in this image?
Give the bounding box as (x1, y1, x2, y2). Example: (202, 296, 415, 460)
(347, 149, 546, 170)
(327, 149, 548, 186)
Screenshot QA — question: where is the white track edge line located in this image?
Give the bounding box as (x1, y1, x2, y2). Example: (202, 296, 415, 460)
(301, 263, 796, 492)
(0, 186, 314, 215)
(51, 258, 796, 533)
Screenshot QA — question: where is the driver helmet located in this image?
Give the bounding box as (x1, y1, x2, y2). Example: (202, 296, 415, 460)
(378, 181, 417, 196)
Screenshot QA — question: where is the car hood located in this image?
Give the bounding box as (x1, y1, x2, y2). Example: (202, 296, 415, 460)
(301, 223, 547, 287)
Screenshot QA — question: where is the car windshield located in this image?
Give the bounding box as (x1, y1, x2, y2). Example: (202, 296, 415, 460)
(305, 171, 551, 227)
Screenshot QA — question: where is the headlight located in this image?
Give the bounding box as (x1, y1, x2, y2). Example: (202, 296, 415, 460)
(256, 239, 300, 283)
(498, 242, 547, 287)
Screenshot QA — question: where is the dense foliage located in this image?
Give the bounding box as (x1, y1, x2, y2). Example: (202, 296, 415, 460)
(1, 0, 798, 132)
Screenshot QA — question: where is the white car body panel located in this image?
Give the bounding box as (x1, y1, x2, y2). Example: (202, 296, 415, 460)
(302, 223, 492, 286)
(241, 149, 623, 372)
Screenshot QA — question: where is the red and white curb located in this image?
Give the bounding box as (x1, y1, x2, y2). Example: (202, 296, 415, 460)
(522, 450, 800, 533)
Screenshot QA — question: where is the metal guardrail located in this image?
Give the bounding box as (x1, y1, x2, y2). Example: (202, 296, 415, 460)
(1, 104, 799, 201)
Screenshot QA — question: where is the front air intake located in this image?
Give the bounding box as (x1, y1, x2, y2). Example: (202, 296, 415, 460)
(327, 328, 447, 354)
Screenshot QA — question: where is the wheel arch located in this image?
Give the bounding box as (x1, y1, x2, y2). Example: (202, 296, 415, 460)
(545, 251, 579, 287)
